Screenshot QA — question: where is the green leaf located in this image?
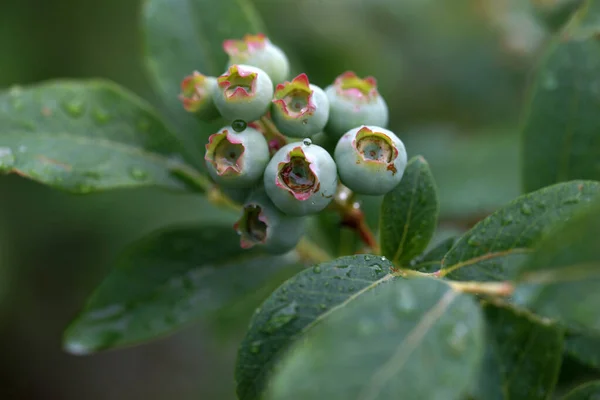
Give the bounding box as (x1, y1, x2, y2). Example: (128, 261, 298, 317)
(63, 223, 297, 354)
(142, 0, 265, 159)
(412, 236, 457, 273)
(561, 381, 600, 400)
(235, 254, 394, 400)
(440, 180, 600, 282)
(265, 278, 484, 400)
(0, 80, 207, 193)
(380, 156, 439, 266)
(470, 302, 564, 400)
(565, 330, 600, 370)
(522, 1, 600, 192)
(513, 200, 600, 333)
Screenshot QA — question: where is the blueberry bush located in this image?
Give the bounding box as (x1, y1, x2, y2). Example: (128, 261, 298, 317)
(2, 0, 600, 399)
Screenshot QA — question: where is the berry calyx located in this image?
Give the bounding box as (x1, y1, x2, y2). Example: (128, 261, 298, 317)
(271, 73, 329, 138)
(204, 126, 270, 188)
(334, 125, 407, 195)
(214, 64, 274, 122)
(234, 190, 305, 254)
(223, 33, 290, 85)
(324, 71, 389, 138)
(179, 72, 219, 120)
(264, 141, 337, 216)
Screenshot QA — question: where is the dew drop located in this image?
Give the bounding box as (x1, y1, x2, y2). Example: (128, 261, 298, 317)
(93, 108, 110, 124)
(467, 236, 479, 247)
(542, 72, 558, 91)
(563, 195, 581, 205)
(261, 301, 298, 334)
(395, 286, 416, 313)
(62, 99, 85, 118)
(0, 147, 15, 172)
(249, 340, 262, 354)
(130, 167, 148, 181)
(447, 323, 469, 355)
(302, 138, 312, 146)
(232, 120, 247, 132)
(312, 265, 321, 274)
(380, 256, 387, 262)
(501, 214, 513, 226)
(521, 203, 533, 215)
(371, 264, 383, 274)
(301, 120, 308, 125)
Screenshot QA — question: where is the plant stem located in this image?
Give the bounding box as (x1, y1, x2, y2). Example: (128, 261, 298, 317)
(447, 281, 514, 296)
(331, 185, 380, 254)
(260, 116, 288, 151)
(295, 237, 333, 264)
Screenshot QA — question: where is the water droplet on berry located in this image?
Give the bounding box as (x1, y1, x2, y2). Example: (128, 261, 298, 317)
(62, 99, 85, 118)
(232, 119, 247, 132)
(313, 266, 321, 274)
(302, 138, 312, 146)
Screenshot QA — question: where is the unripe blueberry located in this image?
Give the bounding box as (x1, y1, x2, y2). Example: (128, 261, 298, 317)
(204, 126, 269, 188)
(214, 64, 274, 122)
(234, 189, 306, 254)
(264, 140, 337, 216)
(271, 73, 329, 138)
(223, 33, 290, 85)
(324, 71, 389, 138)
(334, 125, 407, 195)
(179, 71, 219, 120)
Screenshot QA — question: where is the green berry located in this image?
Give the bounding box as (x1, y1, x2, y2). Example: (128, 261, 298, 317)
(234, 189, 305, 254)
(204, 126, 269, 188)
(179, 71, 219, 120)
(264, 140, 337, 216)
(271, 73, 329, 138)
(334, 125, 407, 195)
(214, 64, 274, 122)
(223, 33, 290, 85)
(324, 71, 389, 138)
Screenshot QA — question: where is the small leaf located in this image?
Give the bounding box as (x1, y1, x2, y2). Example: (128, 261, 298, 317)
(470, 302, 564, 400)
(440, 180, 600, 281)
(235, 255, 394, 400)
(412, 236, 457, 273)
(565, 331, 600, 370)
(142, 0, 265, 159)
(380, 156, 439, 266)
(0, 80, 207, 193)
(513, 200, 600, 333)
(561, 380, 600, 400)
(63, 224, 297, 354)
(522, 1, 600, 192)
(265, 278, 484, 400)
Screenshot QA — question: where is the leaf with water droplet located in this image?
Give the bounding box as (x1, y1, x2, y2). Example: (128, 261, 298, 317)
(513, 201, 600, 333)
(522, 3, 600, 191)
(0, 80, 209, 193)
(441, 181, 600, 282)
(235, 255, 393, 400)
(380, 156, 439, 266)
(265, 278, 484, 400)
(468, 302, 563, 400)
(63, 224, 299, 354)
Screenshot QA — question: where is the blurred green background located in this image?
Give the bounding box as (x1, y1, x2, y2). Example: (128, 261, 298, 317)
(0, 0, 580, 398)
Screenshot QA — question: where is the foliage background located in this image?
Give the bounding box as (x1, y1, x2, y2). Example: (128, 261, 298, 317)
(0, 0, 587, 398)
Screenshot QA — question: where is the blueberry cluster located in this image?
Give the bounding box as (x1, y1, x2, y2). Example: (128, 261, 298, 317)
(180, 34, 408, 254)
